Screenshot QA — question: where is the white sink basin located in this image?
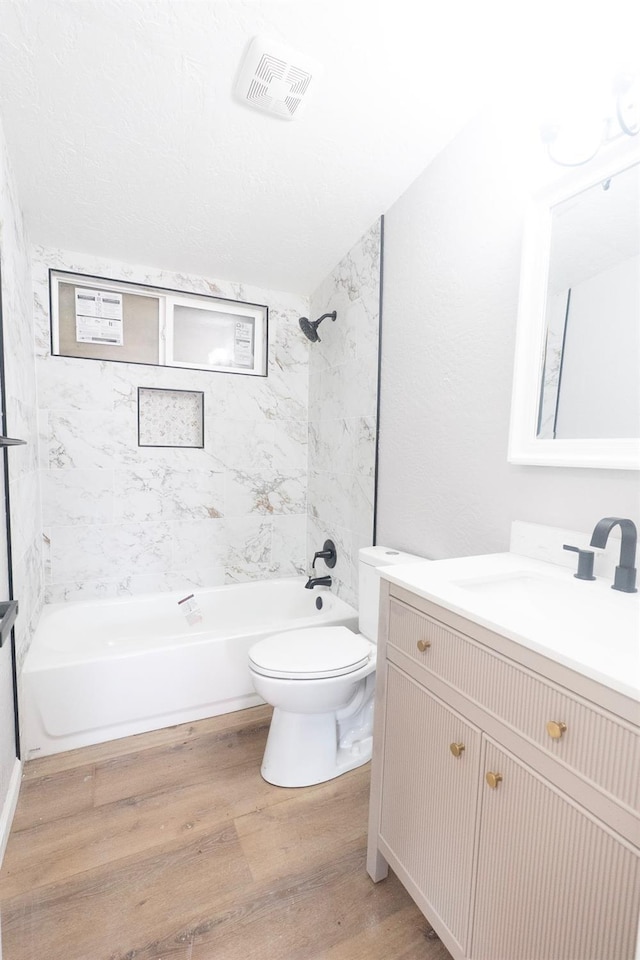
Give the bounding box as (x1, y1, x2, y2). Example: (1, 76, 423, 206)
(455, 570, 588, 607)
(379, 553, 640, 700)
(454, 569, 635, 632)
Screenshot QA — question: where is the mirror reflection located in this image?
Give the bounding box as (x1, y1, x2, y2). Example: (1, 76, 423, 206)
(537, 161, 640, 440)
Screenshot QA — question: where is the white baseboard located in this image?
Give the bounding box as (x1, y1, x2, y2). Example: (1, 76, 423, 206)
(0, 759, 22, 868)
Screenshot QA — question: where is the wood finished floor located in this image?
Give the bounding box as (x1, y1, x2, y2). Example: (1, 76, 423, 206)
(0, 706, 452, 960)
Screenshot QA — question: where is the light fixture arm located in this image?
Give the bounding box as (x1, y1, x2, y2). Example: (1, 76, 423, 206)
(542, 72, 639, 167)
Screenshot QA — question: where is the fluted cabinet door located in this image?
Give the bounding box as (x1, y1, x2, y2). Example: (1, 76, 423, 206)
(379, 665, 481, 955)
(471, 739, 640, 960)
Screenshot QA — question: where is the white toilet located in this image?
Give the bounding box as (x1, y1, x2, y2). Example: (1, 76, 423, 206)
(248, 546, 423, 787)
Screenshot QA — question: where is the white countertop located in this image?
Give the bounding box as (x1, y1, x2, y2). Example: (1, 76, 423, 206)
(379, 552, 640, 702)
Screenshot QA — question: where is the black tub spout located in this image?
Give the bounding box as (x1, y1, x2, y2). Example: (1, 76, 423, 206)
(305, 575, 332, 590)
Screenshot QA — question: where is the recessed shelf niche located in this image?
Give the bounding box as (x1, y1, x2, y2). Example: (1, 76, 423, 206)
(137, 387, 204, 449)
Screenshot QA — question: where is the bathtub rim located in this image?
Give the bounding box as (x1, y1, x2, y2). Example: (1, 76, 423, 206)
(25, 577, 357, 670)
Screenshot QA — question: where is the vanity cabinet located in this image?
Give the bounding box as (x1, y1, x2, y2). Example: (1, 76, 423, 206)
(367, 581, 640, 960)
(380, 665, 481, 955)
(471, 739, 638, 960)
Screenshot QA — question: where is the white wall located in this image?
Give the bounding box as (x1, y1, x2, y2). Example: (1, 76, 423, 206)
(377, 114, 640, 560)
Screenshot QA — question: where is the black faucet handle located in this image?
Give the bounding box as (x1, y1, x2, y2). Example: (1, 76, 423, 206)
(311, 539, 337, 569)
(563, 544, 596, 581)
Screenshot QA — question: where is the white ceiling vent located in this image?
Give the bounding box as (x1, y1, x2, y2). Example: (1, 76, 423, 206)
(235, 36, 323, 121)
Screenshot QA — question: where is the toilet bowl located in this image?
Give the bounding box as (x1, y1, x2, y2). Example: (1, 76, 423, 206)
(249, 626, 376, 787)
(248, 546, 424, 787)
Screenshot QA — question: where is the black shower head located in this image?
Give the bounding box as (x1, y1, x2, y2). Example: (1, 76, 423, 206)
(299, 317, 321, 342)
(298, 311, 337, 343)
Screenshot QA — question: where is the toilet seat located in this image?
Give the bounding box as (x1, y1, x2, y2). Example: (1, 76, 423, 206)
(249, 626, 371, 680)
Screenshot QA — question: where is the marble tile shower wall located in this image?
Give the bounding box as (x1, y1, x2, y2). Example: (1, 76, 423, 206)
(32, 248, 311, 602)
(0, 120, 43, 669)
(307, 219, 381, 607)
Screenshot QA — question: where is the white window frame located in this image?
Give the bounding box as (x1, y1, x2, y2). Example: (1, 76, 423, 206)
(164, 294, 267, 376)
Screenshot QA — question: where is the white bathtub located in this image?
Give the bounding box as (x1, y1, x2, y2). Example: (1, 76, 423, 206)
(22, 579, 358, 759)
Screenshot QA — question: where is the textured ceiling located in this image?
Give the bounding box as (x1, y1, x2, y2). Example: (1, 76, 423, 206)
(0, 0, 637, 294)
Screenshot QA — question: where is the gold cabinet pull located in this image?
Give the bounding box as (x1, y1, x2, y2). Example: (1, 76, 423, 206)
(417, 639, 431, 652)
(450, 742, 465, 758)
(485, 771, 503, 789)
(546, 720, 567, 740)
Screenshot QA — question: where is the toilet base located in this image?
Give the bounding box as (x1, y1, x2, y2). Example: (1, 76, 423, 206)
(260, 706, 373, 788)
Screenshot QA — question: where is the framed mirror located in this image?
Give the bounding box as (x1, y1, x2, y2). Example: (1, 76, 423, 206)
(508, 137, 640, 469)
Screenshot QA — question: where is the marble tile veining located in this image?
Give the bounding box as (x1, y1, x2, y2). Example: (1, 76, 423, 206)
(33, 246, 310, 597)
(29, 218, 379, 611)
(306, 219, 381, 602)
(48, 521, 173, 583)
(1, 116, 44, 672)
(224, 469, 306, 517)
(41, 469, 114, 527)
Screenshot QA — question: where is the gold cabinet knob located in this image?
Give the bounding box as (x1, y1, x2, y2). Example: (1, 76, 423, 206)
(485, 771, 503, 789)
(450, 742, 465, 758)
(417, 639, 431, 652)
(546, 720, 567, 740)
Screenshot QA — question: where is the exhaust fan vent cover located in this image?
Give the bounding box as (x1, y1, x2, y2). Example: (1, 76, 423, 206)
(235, 36, 323, 120)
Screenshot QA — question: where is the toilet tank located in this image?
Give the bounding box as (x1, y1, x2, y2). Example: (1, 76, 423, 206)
(358, 546, 427, 642)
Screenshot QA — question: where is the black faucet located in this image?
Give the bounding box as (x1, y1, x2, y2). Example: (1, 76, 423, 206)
(305, 575, 332, 590)
(589, 517, 638, 593)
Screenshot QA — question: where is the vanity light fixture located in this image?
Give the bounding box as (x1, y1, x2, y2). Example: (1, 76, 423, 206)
(542, 71, 639, 167)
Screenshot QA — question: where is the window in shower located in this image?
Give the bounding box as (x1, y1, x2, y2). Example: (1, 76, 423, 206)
(49, 270, 268, 376)
(164, 295, 263, 374)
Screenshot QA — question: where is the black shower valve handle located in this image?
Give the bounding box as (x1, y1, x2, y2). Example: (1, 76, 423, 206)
(563, 543, 596, 581)
(312, 550, 331, 566)
(311, 539, 337, 570)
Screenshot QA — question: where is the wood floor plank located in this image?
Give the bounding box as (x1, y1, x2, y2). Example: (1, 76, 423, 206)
(0, 708, 452, 960)
(1, 759, 295, 898)
(1, 823, 252, 960)
(13, 706, 272, 834)
(185, 846, 422, 960)
(235, 766, 371, 884)
(90, 844, 417, 960)
(310, 904, 451, 960)
(10, 763, 96, 834)
(92, 709, 272, 807)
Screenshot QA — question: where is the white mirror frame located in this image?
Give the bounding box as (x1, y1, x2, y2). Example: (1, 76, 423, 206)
(508, 137, 640, 470)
